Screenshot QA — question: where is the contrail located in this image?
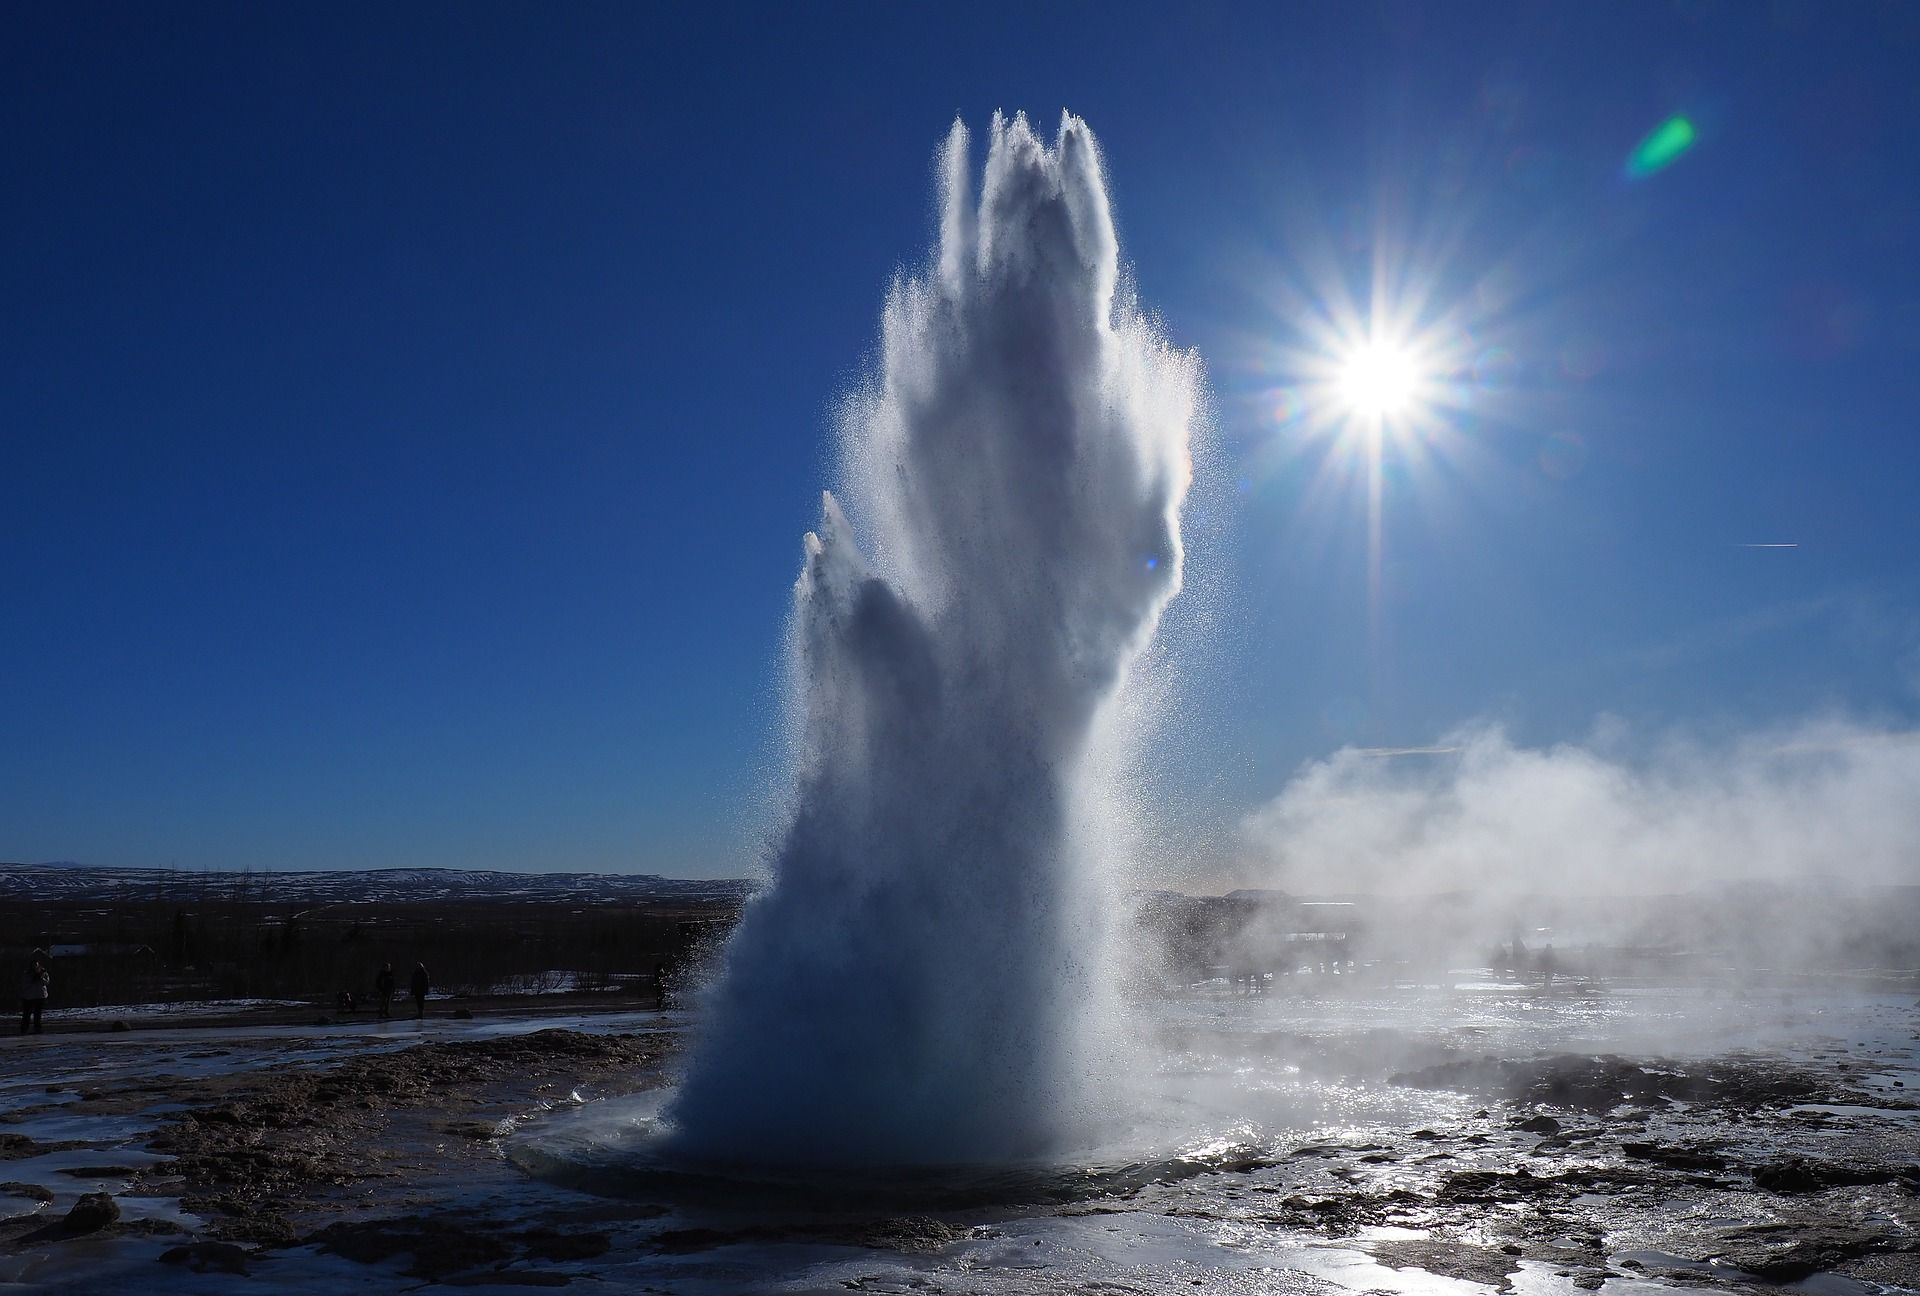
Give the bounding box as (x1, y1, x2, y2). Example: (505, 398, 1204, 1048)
(1735, 542, 1799, 548)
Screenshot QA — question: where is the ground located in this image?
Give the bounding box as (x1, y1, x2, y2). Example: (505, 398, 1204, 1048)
(0, 981, 1915, 1293)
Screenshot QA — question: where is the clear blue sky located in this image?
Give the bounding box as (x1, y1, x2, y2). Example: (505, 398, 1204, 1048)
(5, 3, 1917, 875)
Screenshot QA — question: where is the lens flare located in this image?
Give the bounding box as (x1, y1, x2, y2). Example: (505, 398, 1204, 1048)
(1626, 114, 1696, 179)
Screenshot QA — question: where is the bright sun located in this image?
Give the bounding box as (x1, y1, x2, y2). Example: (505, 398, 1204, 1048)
(1336, 339, 1420, 419)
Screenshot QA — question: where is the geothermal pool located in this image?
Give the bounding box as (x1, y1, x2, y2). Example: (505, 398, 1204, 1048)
(2, 980, 1915, 1293)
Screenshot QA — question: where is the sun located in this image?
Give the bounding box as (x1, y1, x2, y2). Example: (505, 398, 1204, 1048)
(1336, 338, 1421, 420)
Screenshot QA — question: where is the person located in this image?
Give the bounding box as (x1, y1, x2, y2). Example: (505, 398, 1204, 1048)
(19, 953, 49, 1035)
(409, 962, 430, 1020)
(376, 963, 397, 1019)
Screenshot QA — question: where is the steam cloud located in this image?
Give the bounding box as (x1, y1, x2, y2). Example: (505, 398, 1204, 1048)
(1240, 718, 1920, 896)
(667, 113, 1198, 1165)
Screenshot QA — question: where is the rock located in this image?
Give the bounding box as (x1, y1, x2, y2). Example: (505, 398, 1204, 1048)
(312, 1016, 334, 1027)
(1516, 1115, 1561, 1135)
(1619, 1141, 1728, 1171)
(1716, 1222, 1892, 1282)
(62, 1191, 119, 1233)
(109, 1021, 131, 1033)
(310, 1218, 515, 1280)
(516, 1227, 612, 1262)
(1365, 1240, 1521, 1291)
(159, 1241, 251, 1275)
(1752, 1157, 1917, 1194)
(1437, 1168, 1561, 1203)
(451, 1007, 474, 1020)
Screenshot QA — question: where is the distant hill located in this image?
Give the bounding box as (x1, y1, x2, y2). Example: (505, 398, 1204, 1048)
(0, 862, 753, 907)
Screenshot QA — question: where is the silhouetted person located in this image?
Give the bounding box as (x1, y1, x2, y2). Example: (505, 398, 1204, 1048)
(652, 961, 669, 1010)
(19, 954, 49, 1035)
(409, 962, 430, 1020)
(1539, 943, 1558, 988)
(376, 963, 397, 1019)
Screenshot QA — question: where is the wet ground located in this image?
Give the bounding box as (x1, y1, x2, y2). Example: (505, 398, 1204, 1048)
(1, 980, 1916, 1293)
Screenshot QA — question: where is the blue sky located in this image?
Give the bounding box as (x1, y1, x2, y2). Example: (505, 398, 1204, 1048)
(5, 3, 1917, 876)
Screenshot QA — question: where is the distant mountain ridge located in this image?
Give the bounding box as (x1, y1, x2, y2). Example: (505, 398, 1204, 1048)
(0, 862, 753, 906)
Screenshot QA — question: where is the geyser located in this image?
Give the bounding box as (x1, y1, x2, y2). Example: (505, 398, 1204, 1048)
(666, 112, 1199, 1165)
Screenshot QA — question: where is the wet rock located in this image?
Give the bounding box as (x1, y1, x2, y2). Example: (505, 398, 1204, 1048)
(1715, 1222, 1904, 1282)
(56, 1165, 142, 1178)
(1289, 1143, 1348, 1158)
(1367, 1240, 1520, 1291)
(1393, 1052, 1832, 1113)
(653, 1216, 961, 1256)
(109, 1021, 131, 1033)
(847, 1217, 965, 1252)
(1437, 1167, 1561, 1203)
(154, 1027, 667, 1237)
(1619, 1141, 1727, 1172)
(159, 1240, 251, 1275)
(516, 1228, 611, 1263)
(1751, 1157, 1919, 1194)
(1516, 1115, 1561, 1135)
(0, 1181, 53, 1203)
(202, 1209, 300, 1247)
(61, 1192, 119, 1233)
(452, 1008, 474, 1020)
(311, 1217, 515, 1280)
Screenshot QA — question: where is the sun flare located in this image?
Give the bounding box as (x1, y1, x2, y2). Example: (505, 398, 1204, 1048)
(1336, 339, 1421, 420)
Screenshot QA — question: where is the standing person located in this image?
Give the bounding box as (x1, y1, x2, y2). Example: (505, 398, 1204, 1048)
(375, 963, 397, 1019)
(409, 962, 430, 1020)
(19, 953, 49, 1035)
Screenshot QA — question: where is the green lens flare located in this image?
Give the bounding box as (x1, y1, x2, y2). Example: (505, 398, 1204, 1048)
(1627, 114, 1696, 178)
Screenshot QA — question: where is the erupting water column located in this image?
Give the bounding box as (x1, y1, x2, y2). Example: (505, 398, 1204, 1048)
(667, 112, 1199, 1166)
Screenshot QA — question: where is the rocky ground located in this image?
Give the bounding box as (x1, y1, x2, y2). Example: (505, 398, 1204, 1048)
(1, 995, 1916, 1292)
(1, 1025, 669, 1283)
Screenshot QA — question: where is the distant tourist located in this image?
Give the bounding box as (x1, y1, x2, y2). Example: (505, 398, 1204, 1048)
(376, 963, 397, 1019)
(19, 953, 49, 1035)
(409, 962, 430, 1019)
(336, 990, 357, 1013)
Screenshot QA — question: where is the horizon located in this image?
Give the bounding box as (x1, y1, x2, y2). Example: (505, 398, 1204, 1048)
(5, 6, 1918, 884)
(10, 857, 1918, 904)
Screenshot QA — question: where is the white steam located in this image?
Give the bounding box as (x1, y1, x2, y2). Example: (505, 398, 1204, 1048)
(1240, 718, 1920, 896)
